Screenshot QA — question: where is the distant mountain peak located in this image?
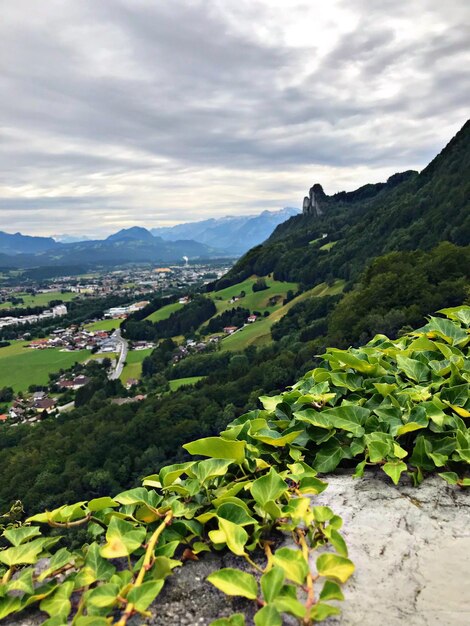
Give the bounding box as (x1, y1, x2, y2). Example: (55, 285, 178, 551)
(106, 226, 154, 242)
(150, 207, 300, 255)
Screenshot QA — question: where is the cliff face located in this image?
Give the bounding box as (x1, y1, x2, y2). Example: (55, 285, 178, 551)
(302, 184, 326, 217)
(7, 473, 469, 626)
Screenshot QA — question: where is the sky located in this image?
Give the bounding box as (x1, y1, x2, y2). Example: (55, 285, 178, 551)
(1, 0, 469, 237)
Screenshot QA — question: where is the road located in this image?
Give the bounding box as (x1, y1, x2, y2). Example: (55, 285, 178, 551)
(109, 328, 128, 380)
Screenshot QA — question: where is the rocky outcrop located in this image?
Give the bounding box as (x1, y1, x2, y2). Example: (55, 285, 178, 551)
(6, 473, 469, 626)
(303, 184, 326, 217)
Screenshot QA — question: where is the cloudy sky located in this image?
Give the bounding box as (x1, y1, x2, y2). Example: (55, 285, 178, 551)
(1, 0, 468, 237)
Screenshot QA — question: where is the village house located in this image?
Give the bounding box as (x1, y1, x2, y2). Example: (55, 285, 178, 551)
(247, 315, 257, 323)
(223, 326, 238, 334)
(34, 398, 56, 413)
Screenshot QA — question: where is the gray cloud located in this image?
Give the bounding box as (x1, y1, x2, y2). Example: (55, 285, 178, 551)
(0, 0, 468, 235)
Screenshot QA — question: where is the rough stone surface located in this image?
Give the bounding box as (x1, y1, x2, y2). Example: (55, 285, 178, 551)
(314, 473, 470, 626)
(5, 473, 469, 625)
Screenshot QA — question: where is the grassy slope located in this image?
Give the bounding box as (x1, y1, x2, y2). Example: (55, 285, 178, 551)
(146, 302, 184, 323)
(120, 349, 153, 382)
(0, 291, 77, 310)
(0, 342, 90, 392)
(169, 376, 205, 391)
(220, 280, 345, 352)
(85, 318, 123, 332)
(208, 277, 299, 316)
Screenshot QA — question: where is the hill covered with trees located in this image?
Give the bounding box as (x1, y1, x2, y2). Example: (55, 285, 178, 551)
(219, 120, 469, 290)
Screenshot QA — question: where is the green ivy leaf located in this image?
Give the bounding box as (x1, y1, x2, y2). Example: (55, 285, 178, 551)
(183, 437, 246, 463)
(316, 553, 355, 583)
(87, 497, 119, 512)
(216, 518, 248, 556)
(0, 537, 60, 567)
(100, 518, 146, 558)
(272, 548, 309, 585)
(319, 580, 344, 601)
(254, 604, 282, 626)
(396, 355, 429, 382)
(75, 542, 115, 586)
(251, 468, 287, 507)
(193, 459, 234, 485)
(313, 439, 344, 473)
(127, 580, 164, 612)
(261, 566, 285, 602)
(2, 526, 41, 546)
(382, 461, 408, 485)
(217, 503, 255, 526)
(310, 602, 341, 621)
(207, 568, 258, 599)
(438, 471, 459, 485)
(86, 582, 120, 608)
(39, 581, 74, 619)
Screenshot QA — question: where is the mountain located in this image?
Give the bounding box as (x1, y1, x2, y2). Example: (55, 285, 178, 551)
(151, 207, 300, 255)
(220, 120, 470, 288)
(0, 228, 225, 269)
(106, 226, 155, 242)
(53, 234, 93, 243)
(0, 231, 58, 255)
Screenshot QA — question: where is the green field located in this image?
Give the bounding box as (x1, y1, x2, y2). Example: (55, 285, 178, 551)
(319, 241, 338, 251)
(85, 318, 123, 332)
(0, 291, 77, 310)
(120, 349, 153, 383)
(169, 376, 205, 391)
(208, 277, 298, 317)
(220, 280, 345, 352)
(0, 342, 90, 392)
(146, 302, 184, 323)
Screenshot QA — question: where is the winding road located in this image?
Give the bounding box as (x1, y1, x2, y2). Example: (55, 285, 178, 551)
(109, 329, 128, 380)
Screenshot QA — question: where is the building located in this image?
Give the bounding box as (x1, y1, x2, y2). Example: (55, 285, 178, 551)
(223, 326, 238, 334)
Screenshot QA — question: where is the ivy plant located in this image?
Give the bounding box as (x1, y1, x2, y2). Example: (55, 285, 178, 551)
(0, 306, 468, 624)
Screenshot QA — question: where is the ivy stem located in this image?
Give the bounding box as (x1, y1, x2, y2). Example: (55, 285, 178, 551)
(114, 510, 173, 626)
(297, 529, 315, 626)
(48, 513, 92, 528)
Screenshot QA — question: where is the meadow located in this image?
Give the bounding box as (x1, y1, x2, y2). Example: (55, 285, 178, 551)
(0, 291, 77, 310)
(0, 341, 90, 392)
(168, 376, 205, 391)
(120, 348, 153, 383)
(84, 318, 123, 332)
(145, 301, 184, 323)
(220, 280, 345, 352)
(208, 276, 298, 315)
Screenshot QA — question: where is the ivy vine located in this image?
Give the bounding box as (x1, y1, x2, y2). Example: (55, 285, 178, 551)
(0, 306, 469, 625)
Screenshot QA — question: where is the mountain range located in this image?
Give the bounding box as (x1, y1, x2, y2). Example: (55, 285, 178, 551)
(0, 208, 300, 269)
(151, 207, 300, 254)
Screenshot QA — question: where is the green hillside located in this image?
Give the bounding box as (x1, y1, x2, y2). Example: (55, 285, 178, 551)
(221, 120, 469, 290)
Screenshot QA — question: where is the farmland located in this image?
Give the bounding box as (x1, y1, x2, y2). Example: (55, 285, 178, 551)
(145, 301, 184, 323)
(208, 276, 298, 316)
(120, 348, 153, 383)
(0, 291, 78, 310)
(84, 318, 123, 332)
(0, 341, 90, 392)
(220, 280, 345, 352)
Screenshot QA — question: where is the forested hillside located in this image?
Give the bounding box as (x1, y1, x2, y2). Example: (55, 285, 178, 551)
(220, 120, 469, 289)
